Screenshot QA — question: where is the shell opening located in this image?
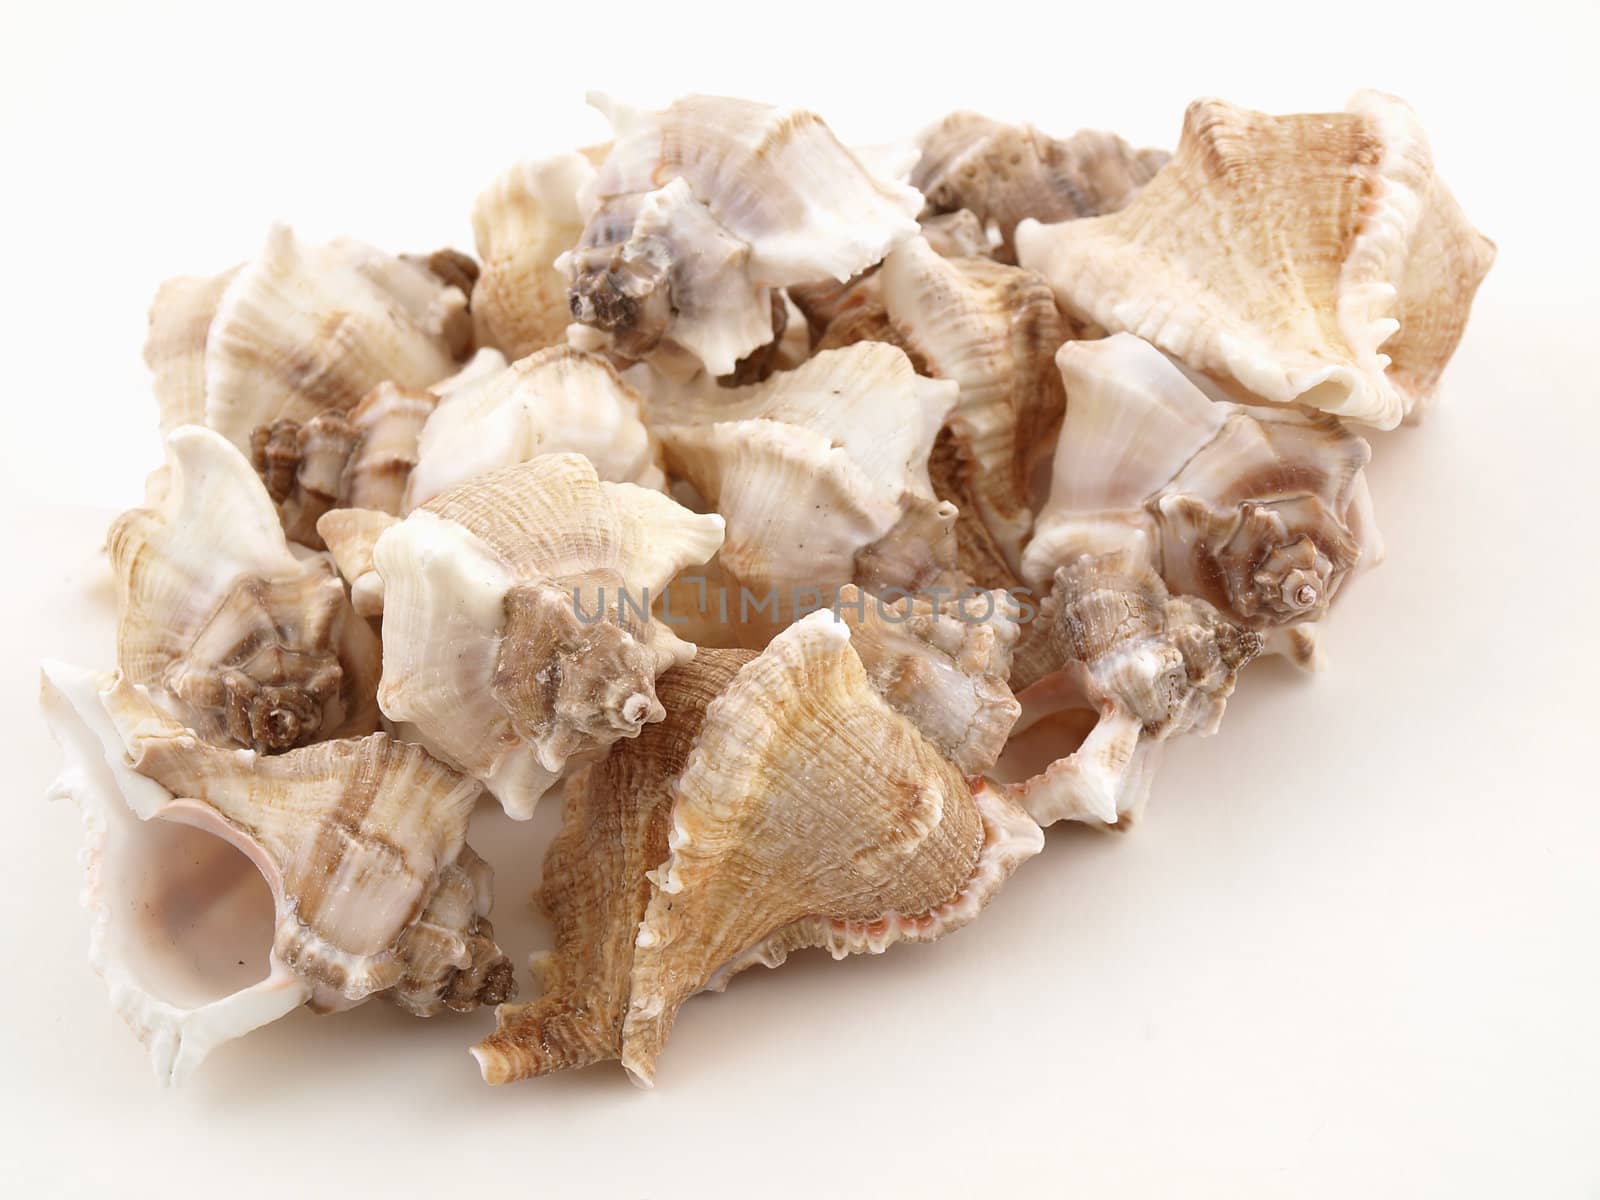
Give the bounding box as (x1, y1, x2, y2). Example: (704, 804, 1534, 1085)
(109, 815, 278, 1009)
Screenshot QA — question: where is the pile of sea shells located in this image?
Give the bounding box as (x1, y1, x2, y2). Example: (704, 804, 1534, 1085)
(41, 90, 1493, 1087)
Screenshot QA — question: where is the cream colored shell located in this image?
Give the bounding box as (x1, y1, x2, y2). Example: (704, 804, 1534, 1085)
(1005, 553, 1260, 826)
(564, 93, 921, 375)
(621, 612, 1042, 1085)
(1022, 335, 1382, 665)
(369, 452, 724, 818)
(203, 225, 469, 449)
(40, 664, 511, 1084)
(879, 235, 1067, 582)
(645, 342, 959, 643)
(471, 649, 752, 1084)
(108, 426, 380, 753)
(404, 345, 665, 509)
(470, 153, 596, 360)
(1015, 92, 1496, 428)
(834, 584, 1020, 774)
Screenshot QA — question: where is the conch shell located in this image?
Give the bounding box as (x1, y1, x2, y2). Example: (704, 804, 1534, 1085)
(787, 238, 1066, 587)
(1015, 92, 1496, 428)
(878, 235, 1067, 584)
(471, 649, 753, 1084)
(108, 426, 380, 753)
(247, 348, 508, 546)
(913, 112, 1168, 262)
(565, 94, 921, 375)
(250, 381, 436, 547)
(475, 606, 1035, 1085)
(202, 225, 470, 449)
(1005, 553, 1261, 826)
(40, 663, 512, 1084)
(1022, 335, 1381, 665)
(644, 342, 960, 643)
(470, 153, 596, 360)
(621, 612, 1043, 1085)
(355, 452, 724, 818)
(404, 345, 665, 510)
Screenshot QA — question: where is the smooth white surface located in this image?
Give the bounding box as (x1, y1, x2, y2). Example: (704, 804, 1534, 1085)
(2, 2, 1596, 1195)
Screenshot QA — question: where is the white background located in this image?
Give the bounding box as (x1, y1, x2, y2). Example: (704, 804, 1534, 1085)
(2, 1, 1596, 1195)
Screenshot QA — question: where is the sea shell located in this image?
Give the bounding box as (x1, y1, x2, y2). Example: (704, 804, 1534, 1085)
(203, 225, 470, 449)
(1014, 92, 1496, 429)
(644, 342, 960, 644)
(108, 426, 380, 753)
(246, 348, 509, 548)
(365, 452, 725, 818)
(878, 235, 1067, 585)
(144, 268, 238, 436)
(1021, 335, 1381, 664)
(786, 238, 1066, 588)
(250, 381, 437, 547)
(564, 94, 921, 376)
(620, 612, 1043, 1085)
(471, 649, 753, 1084)
(470, 153, 596, 360)
(1004, 553, 1261, 826)
(404, 345, 665, 510)
(913, 112, 1168, 262)
(40, 663, 513, 1084)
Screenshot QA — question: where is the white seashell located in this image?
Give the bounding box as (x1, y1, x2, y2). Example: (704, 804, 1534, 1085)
(203, 224, 469, 449)
(108, 426, 381, 752)
(365, 452, 724, 818)
(327, 236, 474, 358)
(1014, 93, 1495, 429)
(564, 93, 921, 375)
(40, 663, 512, 1084)
(644, 342, 960, 643)
(404, 345, 665, 510)
(470, 152, 597, 360)
(1004, 552, 1261, 826)
(1022, 335, 1381, 663)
